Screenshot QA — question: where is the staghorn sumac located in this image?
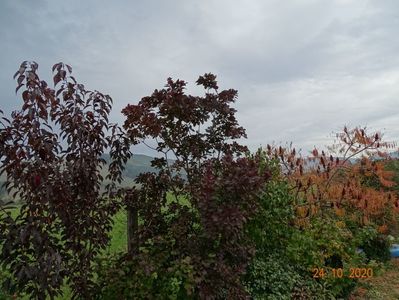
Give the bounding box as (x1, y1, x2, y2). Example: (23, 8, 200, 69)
(266, 126, 398, 231)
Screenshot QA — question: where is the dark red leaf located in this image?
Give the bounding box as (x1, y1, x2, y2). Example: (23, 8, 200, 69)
(22, 90, 30, 102)
(17, 75, 25, 85)
(52, 62, 62, 72)
(66, 64, 72, 73)
(15, 83, 24, 94)
(53, 74, 61, 86)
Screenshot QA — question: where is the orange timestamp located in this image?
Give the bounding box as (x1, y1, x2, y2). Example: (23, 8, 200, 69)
(312, 267, 373, 279)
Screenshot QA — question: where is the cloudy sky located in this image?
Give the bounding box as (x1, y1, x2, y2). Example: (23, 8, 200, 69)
(1, 0, 399, 155)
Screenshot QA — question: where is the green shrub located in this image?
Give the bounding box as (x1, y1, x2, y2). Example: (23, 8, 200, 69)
(245, 255, 298, 300)
(244, 157, 332, 299)
(94, 248, 196, 300)
(0, 268, 14, 300)
(361, 234, 391, 263)
(245, 153, 369, 299)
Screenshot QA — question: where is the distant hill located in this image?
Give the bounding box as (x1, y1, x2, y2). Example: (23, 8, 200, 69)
(3, 151, 398, 203)
(102, 153, 159, 181)
(99, 153, 162, 188)
(0, 154, 159, 203)
(388, 151, 399, 159)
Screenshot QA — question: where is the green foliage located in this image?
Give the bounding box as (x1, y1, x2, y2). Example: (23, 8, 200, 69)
(246, 165, 294, 251)
(244, 152, 380, 299)
(361, 234, 392, 263)
(244, 156, 295, 298)
(244, 160, 336, 299)
(245, 255, 299, 300)
(291, 216, 362, 298)
(0, 268, 12, 300)
(346, 215, 392, 262)
(94, 247, 196, 299)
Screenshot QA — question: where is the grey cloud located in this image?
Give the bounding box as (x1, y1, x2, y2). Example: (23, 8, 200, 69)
(1, 0, 399, 155)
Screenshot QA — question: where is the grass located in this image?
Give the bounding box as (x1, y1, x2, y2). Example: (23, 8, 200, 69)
(105, 209, 128, 253)
(52, 210, 129, 300)
(350, 259, 399, 300)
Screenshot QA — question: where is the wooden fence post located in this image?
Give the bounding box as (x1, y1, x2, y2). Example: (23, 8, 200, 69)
(126, 188, 139, 256)
(127, 205, 138, 255)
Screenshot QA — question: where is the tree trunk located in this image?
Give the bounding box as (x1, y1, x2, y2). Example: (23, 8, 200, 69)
(127, 206, 138, 255)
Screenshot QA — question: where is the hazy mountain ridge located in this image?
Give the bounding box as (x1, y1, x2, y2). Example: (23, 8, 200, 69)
(2, 152, 399, 204)
(101, 153, 159, 180)
(0, 154, 158, 203)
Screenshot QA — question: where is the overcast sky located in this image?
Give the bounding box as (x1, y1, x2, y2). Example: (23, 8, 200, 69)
(1, 0, 399, 156)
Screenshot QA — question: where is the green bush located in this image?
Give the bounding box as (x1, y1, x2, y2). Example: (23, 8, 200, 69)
(0, 268, 14, 300)
(94, 242, 197, 299)
(245, 255, 299, 300)
(361, 234, 392, 263)
(244, 154, 371, 299)
(244, 157, 331, 299)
